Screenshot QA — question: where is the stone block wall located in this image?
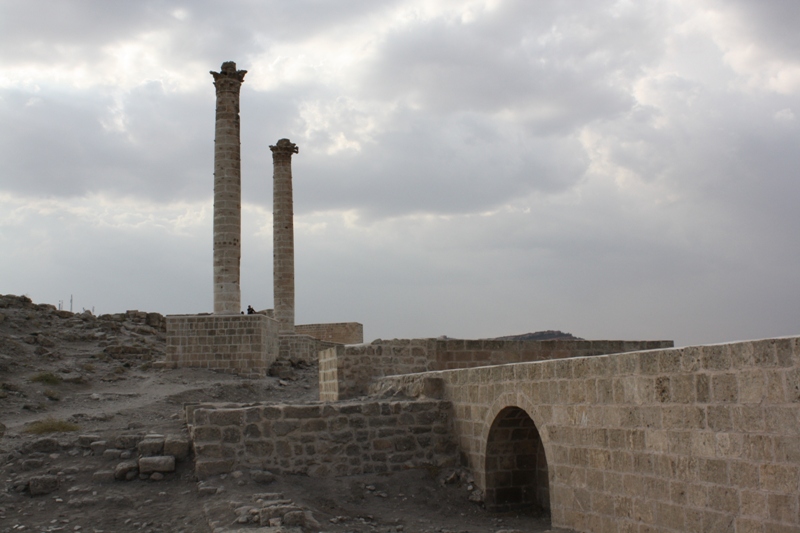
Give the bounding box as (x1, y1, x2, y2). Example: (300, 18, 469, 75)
(373, 337, 800, 533)
(97, 310, 166, 331)
(295, 322, 364, 344)
(321, 339, 673, 401)
(165, 314, 279, 378)
(278, 334, 335, 364)
(319, 340, 433, 401)
(319, 346, 342, 401)
(431, 339, 673, 371)
(186, 400, 457, 479)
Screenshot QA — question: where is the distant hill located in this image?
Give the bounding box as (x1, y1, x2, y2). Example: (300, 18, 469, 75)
(490, 330, 583, 341)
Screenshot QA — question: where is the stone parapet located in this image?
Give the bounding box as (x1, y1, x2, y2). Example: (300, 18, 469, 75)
(165, 314, 278, 378)
(295, 322, 363, 344)
(278, 334, 335, 365)
(323, 338, 674, 401)
(372, 336, 800, 533)
(186, 399, 457, 479)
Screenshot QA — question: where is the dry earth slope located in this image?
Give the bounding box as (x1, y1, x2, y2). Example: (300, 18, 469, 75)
(0, 294, 565, 533)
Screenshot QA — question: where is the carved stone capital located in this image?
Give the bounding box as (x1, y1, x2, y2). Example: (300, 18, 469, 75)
(210, 61, 247, 88)
(270, 138, 299, 158)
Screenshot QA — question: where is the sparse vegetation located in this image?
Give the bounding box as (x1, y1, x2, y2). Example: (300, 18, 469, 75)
(43, 388, 60, 401)
(29, 372, 61, 385)
(2, 382, 22, 392)
(81, 362, 96, 373)
(23, 417, 79, 434)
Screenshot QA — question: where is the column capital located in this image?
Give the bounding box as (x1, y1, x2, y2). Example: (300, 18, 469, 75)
(210, 61, 247, 87)
(270, 138, 299, 158)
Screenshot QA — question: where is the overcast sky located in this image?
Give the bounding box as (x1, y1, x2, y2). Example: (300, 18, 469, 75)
(1, 0, 798, 347)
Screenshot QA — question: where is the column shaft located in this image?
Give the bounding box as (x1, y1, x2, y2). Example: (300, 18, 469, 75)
(270, 139, 299, 334)
(210, 62, 246, 314)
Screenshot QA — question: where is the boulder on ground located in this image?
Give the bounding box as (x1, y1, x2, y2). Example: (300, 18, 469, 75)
(114, 460, 138, 480)
(28, 475, 59, 496)
(138, 455, 175, 474)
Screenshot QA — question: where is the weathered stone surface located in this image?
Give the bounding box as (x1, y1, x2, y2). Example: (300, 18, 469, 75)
(102, 449, 122, 461)
(281, 510, 306, 527)
(137, 438, 164, 456)
(165, 314, 278, 379)
(271, 138, 298, 335)
(114, 434, 142, 450)
(28, 475, 59, 496)
(90, 441, 107, 454)
(77, 434, 101, 448)
(29, 437, 59, 453)
(195, 459, 234, 480)
(114, 460, 138, 480)
(259, 504, 303, 523)
(366, 337, 800, 532)
(189, 399, 457, 479)
(210, 61, 246, 315)
(164, 435, 190, 461)
(250, 470, 275, 485)
(138, 456, 175, 474)
(92, 470, 115, 484)
(21, 459, 43, 470)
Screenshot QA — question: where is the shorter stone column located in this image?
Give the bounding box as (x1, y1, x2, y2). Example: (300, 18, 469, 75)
(270, 139, 299, 334)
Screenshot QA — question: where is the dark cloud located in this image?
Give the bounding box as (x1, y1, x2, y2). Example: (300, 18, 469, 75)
(0, 85, 214, 201)
(291, 110, 589, 218)
(359, 0, 664, 118)
(717, 0, 800, 58)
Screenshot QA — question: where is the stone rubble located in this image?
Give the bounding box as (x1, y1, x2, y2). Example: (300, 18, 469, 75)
(5, 432, 190, 498)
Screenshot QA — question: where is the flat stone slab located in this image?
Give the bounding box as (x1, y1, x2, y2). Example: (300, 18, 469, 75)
(139, 455, 175, 474)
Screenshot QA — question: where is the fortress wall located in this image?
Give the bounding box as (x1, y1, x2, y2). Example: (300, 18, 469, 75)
(373, 337, 800, 533)
(165, 314, 279, 378)
(295, 322, 364, 344)
(277, 334, 335, 364)
(186, 400, 457, 479)
(323, 339, 673, 401)
(430, 339, 673, 370)
(319, 346, 342, 402)
(320, 339, 436, 400)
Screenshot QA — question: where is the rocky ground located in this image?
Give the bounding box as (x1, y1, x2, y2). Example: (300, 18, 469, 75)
(0, 294, 564, 533)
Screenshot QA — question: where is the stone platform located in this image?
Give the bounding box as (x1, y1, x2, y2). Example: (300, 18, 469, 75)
(165, 314, 279, 378)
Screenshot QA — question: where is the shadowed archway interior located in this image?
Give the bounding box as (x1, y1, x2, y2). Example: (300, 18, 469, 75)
(484, 406, 549, 514)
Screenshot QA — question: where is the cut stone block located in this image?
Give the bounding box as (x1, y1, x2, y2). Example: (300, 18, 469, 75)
(138, 455, 175, 474)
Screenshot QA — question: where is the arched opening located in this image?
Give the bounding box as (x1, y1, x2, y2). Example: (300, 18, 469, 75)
(484, 406, 549, 514)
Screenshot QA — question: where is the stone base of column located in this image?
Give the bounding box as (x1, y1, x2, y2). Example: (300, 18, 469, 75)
(165, 314, 279, 378)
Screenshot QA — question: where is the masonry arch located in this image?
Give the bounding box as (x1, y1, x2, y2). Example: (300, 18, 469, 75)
(483, 405, 549, 514)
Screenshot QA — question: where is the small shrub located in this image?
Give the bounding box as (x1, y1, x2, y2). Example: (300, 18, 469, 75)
(81, 363, 95, 373)
(0, 390, 7, 399)
(30, 372, 61, 385)
(24, 418, 79, 434)
(2, 382, 22, 392)
(43, 389, 60, 401)
(113, 366, 125, 375)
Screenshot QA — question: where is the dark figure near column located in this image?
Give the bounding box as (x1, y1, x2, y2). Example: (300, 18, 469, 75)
(247, 305, 255, 315)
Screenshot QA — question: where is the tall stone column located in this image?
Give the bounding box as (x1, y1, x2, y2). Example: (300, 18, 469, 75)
(270, 139, 299, 334)
(210, 61, 246, 315)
